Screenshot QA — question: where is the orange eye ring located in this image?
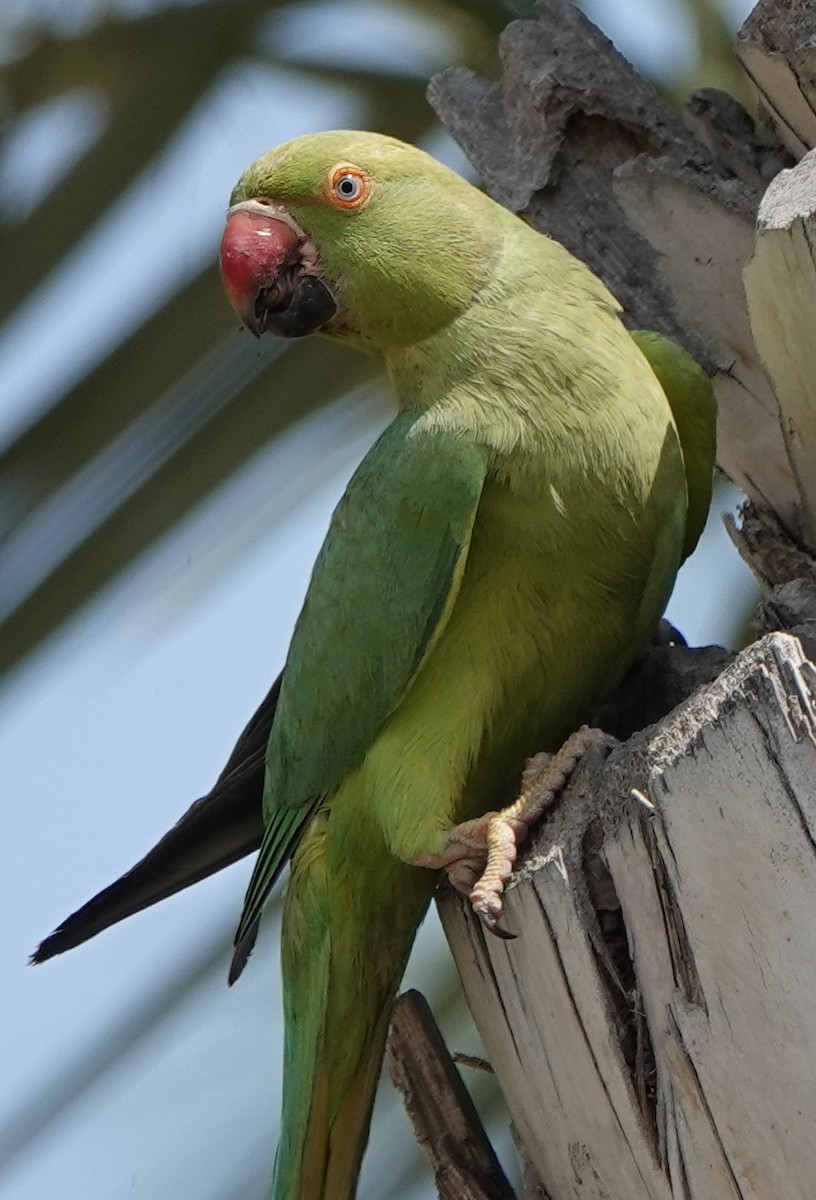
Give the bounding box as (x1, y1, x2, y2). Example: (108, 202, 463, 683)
(327, 165, 371, 210)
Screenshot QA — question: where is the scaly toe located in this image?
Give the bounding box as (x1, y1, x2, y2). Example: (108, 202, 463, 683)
(465, 727, 601, 938)
(470, 883, 516, 938)
(468, 815, 519, 935)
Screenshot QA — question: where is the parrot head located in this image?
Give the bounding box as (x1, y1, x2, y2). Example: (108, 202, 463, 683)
(219, 130, 497, 352)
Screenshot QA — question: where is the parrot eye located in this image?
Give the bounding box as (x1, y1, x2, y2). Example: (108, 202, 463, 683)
(335, 174, 360, 199)
(328, 165, 371, 209)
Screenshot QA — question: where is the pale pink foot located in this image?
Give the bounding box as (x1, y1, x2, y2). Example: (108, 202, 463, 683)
(417, 726, 601, 936)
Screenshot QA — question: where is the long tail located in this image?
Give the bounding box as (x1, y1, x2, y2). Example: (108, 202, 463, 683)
(274, 814, 435, 1200)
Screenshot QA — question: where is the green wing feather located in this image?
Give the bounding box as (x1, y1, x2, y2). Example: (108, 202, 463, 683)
(631, 330, 717, 561)
(229, 415, 487, 979)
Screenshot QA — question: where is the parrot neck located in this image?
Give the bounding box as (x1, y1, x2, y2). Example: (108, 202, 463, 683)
(384, 213, 620, 418)
(382, 243, 517, 410)
(383, 258, 539, 413)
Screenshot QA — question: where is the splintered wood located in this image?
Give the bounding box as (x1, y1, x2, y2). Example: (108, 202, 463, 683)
(738, 0, 816, 156)
(744, 150, 816, 548)
(439, 634, 816, 1200)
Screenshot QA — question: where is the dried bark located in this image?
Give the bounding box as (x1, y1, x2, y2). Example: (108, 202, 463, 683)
(387, 990, 515, 1200)
(738, 0, 816, 155)
(743, 149, 816, 549)
(440, 634, 816, 1200)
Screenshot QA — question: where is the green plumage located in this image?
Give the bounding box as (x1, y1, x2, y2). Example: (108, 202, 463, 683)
(227, 131, 716, 1200)
(631, 329, 717, 561)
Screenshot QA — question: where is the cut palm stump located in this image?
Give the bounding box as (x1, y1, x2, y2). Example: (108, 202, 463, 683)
(433, 633, 816, 1200)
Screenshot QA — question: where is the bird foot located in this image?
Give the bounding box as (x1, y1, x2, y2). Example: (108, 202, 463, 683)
(418, 726, 601, 937)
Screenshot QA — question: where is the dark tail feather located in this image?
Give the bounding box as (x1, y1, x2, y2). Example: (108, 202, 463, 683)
(31, 675, 281, 963)
(227, 916, 261, 985)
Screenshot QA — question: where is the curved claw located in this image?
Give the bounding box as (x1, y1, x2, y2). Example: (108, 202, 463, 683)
(485, 917, 516, 940)
(470, 870, 515, 936)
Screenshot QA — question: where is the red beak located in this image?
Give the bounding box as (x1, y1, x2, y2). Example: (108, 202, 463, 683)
(219, 204, 302, 336)
(219, 200, 336, 339)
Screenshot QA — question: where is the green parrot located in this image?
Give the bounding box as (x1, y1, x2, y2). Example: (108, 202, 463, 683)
(34, 131, 716, 1200)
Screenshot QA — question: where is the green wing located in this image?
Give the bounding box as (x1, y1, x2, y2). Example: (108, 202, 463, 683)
(229, 414, 487, 979)
(631, 330, 717, 562)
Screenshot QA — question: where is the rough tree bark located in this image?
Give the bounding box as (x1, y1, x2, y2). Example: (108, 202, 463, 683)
(386, 3, 816, 1198)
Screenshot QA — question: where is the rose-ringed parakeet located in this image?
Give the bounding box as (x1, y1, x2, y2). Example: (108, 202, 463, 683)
(34, 131, 716, 1200)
